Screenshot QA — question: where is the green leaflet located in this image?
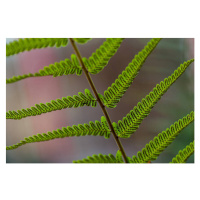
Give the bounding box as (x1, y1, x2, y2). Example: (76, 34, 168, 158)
(6, 89, 97, 120)
(73, 150, 124, 163)
(6, 117, 111, 150)
(6, 38, 69, 57)
(82, 38, 124, 74)
(115, 59, 194, 138)
(170, 141, 194, 163)
(130, 111, 194, 163)
(6, 54, 82, 84)
(102, 38, 161, 108)
(74, 38, 92, 44)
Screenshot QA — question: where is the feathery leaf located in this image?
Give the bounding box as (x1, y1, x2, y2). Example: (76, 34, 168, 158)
(115, 59, 194, 138)
(6, 89, 97, 120)
(170, 141, 194, 163)
(6, 54, 82, 84)
(102, 38, 161, 108)
(130, 111, 194, 163)
(6, 117, 111, 150)
(6, 38, 68, 57)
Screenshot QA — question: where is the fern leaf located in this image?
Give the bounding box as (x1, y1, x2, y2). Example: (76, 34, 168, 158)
(74, 38, 92, 44)
(73, 150, 124, 163)
(6, 38, 68, 57)
(6, 54, 82, 84)
(6, 89, 97, 120)
(82, 38, 124, 74)
(170, 141, 194, 163)
(102, 38, 161, 108)
(116, 59, 194, 138)
(130, 111, 194, 163)
(6, 117, 111, 150)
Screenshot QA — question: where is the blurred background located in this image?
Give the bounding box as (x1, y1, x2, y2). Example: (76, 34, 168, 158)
(6, 38, 194, 163)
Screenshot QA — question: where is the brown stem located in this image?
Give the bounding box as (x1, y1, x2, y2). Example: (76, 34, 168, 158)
(69, 38, 128, 163)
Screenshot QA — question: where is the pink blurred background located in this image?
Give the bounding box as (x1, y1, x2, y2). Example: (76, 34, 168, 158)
(6, 38, 194, 163)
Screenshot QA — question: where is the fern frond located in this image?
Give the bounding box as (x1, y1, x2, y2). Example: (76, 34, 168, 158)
(6, 89, 97, 120)
(170, 141, 194, 163)
(6, 54, 82, 84)
(74, 38, 92, 44)
(82, 38, 124, 74)
(73, 150, 124, 163)
(6, 116, 111, 150)
(6, 38, 68, 57)
(115, 59, 194, 138)
(130, 111, 194, 163)
(102, 38, 161, 108)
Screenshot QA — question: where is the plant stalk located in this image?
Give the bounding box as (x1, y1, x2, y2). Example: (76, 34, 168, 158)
(69, 38, 128, 163)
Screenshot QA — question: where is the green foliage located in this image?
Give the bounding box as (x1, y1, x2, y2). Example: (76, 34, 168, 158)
(73, 112, 194, 163)
(6, 54, 82, 84)
(6, 38, 123, 84)
(6, 38, 69, 57)
(82, 38, 124, 74)
(6, 38, 194, 163)
(114, 59, 194, 138)
(130, 111, 194, 163)
(101, 38, 161, 108)
(170, 141, 194, 163)
(6, 116, 111, 150)
(6, 89, 97, 120)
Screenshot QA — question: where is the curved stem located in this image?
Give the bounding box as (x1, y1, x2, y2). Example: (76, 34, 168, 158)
(69, 38, 128, 163)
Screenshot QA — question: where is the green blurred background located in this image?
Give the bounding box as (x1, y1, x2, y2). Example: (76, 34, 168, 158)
(6, 38, 194, 163)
